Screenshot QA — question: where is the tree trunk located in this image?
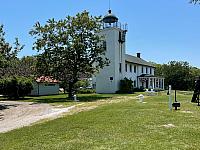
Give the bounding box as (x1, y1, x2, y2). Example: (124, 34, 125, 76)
(67, 79, 78, 100)
(68, 82, 74, 100)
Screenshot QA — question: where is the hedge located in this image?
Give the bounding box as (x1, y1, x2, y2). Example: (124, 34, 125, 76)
(0, 76, 33, 99)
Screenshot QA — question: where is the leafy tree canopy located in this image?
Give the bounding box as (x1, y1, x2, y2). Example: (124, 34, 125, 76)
(155, 61, 200, 91)
(191, 0, 200, 4)
(30, 11, 109, 98)
(0, 25, 24, 77)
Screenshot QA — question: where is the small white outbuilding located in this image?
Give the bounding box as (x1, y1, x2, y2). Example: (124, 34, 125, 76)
(30, 76, 59, 96)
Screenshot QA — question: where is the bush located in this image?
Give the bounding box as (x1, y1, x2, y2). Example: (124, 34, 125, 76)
(0, 76, 33, 99)
(74, 79, 90, 89)
(60, 79, 91, 94)
(116, 78, 134, 94)
(153, 88, 164, 92)
(133, 87, 145, 92)
(77, 88, 96, 94)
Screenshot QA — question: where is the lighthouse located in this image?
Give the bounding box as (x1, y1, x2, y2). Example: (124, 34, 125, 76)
(95, 9, 128, 93)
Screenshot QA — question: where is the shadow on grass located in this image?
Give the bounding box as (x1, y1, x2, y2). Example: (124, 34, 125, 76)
(0, 97, 33, 101)
(29, 94, 112, 104)
(30, 97, 71, 103)
(77, 95, 112, 102)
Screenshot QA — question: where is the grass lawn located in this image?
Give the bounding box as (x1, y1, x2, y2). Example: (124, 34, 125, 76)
(0, 93, 118, 107)
(1, 91, 200, 150)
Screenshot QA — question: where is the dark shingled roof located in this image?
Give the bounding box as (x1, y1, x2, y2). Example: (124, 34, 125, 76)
(125, 54, 155, 67)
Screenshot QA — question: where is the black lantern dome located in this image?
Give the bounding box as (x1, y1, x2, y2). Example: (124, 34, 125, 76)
(103, 10, 118, 24)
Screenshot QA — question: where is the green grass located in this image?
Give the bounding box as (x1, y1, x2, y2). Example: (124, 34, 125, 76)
(1, 91, 200, 150)
(0, 93, 117, 107)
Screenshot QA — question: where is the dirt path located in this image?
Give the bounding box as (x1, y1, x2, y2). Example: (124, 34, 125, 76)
(0, 101, 75, 133)
(0, 96, 136, 133)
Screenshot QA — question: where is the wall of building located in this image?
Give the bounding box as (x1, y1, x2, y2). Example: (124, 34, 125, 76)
(124, 62, 155, 88)
(30, 82, 59, 96)
(125, 62, 138, 87)
(95, 27, 126, 93)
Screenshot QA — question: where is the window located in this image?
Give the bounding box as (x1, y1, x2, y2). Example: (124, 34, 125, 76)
(130, 64, 132, 72)
(119, 63, 122, 73)
(142, 66, 144, 73)
(125, 64, 127, 72)
(134, 66, 136, 73)
(150, 68, 152, 74)
(146, 67, 148, 74)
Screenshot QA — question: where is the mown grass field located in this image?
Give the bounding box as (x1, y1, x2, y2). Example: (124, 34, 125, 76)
(1, 91, 200, 150)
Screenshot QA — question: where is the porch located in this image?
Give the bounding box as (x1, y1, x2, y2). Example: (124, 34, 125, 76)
(138, 74, 165, 90)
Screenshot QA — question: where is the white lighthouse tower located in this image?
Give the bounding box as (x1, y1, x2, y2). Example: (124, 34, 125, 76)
(95, 9, 128, 93)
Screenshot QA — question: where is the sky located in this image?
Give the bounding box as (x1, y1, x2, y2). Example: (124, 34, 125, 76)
(0, 0, 200, 67)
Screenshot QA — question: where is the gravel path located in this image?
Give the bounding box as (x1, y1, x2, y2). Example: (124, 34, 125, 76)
(0, 101, 75, 133)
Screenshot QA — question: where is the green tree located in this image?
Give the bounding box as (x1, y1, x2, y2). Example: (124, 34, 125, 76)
(0, 76, 33, 99)
(18, 56, 37, 77)
(30, 11, 109, 99)
(155, 61, 195, 90)
(0, 24, 24, 77)
(154, 63, 163, 77)
(191, 0, 200, 4)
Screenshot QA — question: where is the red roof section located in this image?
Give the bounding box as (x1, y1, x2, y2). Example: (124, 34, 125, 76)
(36, 76, 59, 83)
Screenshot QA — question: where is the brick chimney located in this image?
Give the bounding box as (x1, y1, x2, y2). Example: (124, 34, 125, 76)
(137, 53, 141, 58)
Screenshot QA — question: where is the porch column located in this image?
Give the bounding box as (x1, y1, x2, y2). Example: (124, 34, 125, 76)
(138, 78, 141, 88)
(148, 78, 150, 89)
(158, 79, 160, 89)
(153, 78, 155, 89)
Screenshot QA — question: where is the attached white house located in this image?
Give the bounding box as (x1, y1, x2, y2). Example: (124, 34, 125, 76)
(92, 9, 164, 93)
(30, 76, 59, 96)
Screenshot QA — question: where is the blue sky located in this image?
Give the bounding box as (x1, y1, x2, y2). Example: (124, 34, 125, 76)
(0, 0, 200, 67)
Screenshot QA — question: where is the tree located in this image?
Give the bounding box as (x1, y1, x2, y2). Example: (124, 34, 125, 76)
(0, 25, 34, 100)
(0, 76, 33, 99)
(17, 56, 37, 77)
(30, 11, 109, 99)
(154, 63, 163, 77)
(155, 61, 196, 90)
(0, 24, 24, 77)
(190, 0, 200, 4)
(0, 56, 36, 78)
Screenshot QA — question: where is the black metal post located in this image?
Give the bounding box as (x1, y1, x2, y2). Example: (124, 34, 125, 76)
(175, 89, 177, 102)
(197, 90, 200, 106)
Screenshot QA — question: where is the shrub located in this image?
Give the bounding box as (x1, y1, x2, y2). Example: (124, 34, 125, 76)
(153, 88, 164, 92)
(116, 78, 134, 94)
(77, 88, 96, 94)
(74, 79, 90, 89)
(0, 76, 33, 99)
(133, 87, 145, 92)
